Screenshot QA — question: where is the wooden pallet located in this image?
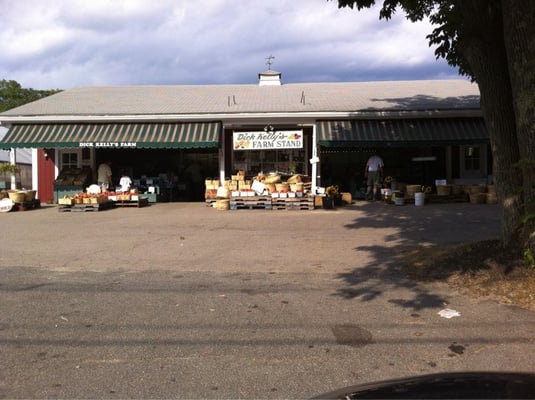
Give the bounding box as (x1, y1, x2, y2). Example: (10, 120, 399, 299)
(230, 196, 272, 210)
(426, 194, 469, 203)
(10, 199, 41, 212)
(272, 197, 315, 210)
(58, 201, 115, 212)
(399, 194, 469, 205)
(114, 198, 149, 208)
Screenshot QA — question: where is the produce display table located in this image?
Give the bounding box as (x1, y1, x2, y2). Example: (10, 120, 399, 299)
(58, 200, 115, 212)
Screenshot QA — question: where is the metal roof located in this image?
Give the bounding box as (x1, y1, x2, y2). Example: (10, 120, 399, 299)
(0, 80, 481, 122)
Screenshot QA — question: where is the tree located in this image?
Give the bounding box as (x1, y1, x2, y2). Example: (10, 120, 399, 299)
(0, 80, 61, 112)
(336, 0, 535, 254)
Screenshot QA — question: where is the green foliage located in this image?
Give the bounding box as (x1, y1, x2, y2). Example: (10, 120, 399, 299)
(326, 185, 339, 196)
(524, 248, 535, 269)
(0, 79, 61, 112)
(0, 163, 18, 174)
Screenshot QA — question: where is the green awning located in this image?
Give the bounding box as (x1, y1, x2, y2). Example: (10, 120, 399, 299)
(0, 122, 221, 149)
(317, 118, 488, 147)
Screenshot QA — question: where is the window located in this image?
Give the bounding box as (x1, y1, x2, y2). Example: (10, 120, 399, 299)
(464, 146, 480, 171)
(233, 148, 307, 175)
(61, 152, 79, 169)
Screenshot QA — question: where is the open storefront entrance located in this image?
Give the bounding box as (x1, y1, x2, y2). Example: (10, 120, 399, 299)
(0, 121, 222, 202)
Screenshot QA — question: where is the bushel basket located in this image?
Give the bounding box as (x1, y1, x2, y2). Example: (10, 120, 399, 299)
(8, 190, 26, 203)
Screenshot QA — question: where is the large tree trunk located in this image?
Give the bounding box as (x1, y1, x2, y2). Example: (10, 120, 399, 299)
(501, 0, 535, 252)
(457, 0, 523, 246)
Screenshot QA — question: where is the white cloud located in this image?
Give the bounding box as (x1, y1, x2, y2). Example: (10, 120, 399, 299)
(0, 0, 459, 89)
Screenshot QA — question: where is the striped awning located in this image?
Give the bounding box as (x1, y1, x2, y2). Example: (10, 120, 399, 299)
(317, 118, 488, 147)
(0, 122, 221, 149)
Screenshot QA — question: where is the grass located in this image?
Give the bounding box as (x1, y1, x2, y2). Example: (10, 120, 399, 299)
(400, 239, 535, 312)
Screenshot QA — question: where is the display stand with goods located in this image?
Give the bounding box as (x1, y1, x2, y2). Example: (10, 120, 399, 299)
(208, 172, 316, 211)
(378, 177, 495, 205)
(58, 186, 149, 212)
(58, 192, 114, 212)
(53, 167, 92, 203)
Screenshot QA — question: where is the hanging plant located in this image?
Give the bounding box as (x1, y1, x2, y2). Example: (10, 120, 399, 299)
(0, 164, 18, 174)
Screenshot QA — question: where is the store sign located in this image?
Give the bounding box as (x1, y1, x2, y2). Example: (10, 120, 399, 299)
(79, 142, 137, 148)
(233, 130, 303, 150)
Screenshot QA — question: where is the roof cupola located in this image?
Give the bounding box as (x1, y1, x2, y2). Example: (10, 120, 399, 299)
(258, 55, 282, 86)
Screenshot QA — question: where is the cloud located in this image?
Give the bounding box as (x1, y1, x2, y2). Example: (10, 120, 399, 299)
(0, 0, 459, 89)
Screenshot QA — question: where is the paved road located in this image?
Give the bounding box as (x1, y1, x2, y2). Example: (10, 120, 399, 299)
(1, 202, 534, 399)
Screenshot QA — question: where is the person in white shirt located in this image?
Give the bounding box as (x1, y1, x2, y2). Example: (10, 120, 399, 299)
(364, 152, 384, 201)
(119, 171, 133, 192)
(97, 161, 112, 190)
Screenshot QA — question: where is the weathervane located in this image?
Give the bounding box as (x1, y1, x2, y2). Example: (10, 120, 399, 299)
(265, 54, 275, 70)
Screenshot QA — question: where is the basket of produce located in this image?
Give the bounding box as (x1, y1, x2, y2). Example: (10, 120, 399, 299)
(405, 185, 421, 198)
(8, 190, 25, 203)
(287, 174, 302, 184)
(486, 192, 498, 204)
(470, 193, 486, 204)
(23, 190, 37, 201)
(275, 183, 289, 192)
(265, 183, 276, 193)
(264, 174, 281, 184)
(469, 185, 487, 194)
(214, 199, 230, 211)
(290, 183, 304, 192)
(436, 185, 452, 196)
(58, 197, 74, 206)
(451, 184, 463, 195)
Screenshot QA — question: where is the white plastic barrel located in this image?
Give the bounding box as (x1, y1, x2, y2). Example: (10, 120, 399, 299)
(414, 192, 425, 206)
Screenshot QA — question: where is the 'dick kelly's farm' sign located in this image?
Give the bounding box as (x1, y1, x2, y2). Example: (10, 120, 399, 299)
(79, 142, 137, 148)
(233, 130, 303, 150)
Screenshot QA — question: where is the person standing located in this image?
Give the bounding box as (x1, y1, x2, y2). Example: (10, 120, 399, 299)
(97, 161, 113, 191)
(364, 152, 384, 201)
(118, 170, 132, 192)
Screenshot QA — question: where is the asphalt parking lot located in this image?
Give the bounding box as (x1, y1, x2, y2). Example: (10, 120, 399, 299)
(1, 201, 534, 399)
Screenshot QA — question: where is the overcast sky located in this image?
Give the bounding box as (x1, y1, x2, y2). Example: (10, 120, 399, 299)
(1, 0, 461, 90)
